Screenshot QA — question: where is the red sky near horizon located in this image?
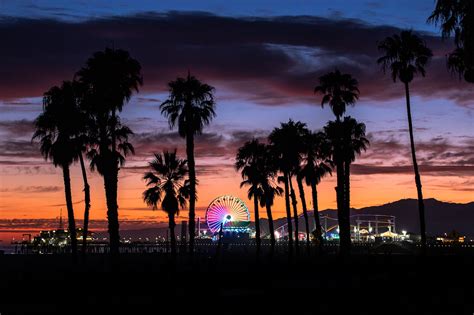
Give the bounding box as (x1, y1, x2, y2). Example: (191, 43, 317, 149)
(0, 1, 473, 231)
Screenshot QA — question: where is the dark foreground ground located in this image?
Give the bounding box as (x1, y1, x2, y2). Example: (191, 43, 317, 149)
(1, 248, 473, 315)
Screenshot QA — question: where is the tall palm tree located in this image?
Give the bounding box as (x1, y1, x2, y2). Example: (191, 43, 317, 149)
(323, 120, 351, 253)
(299, 131, 332, 248)
(33, 81, 83, 259)
(377, 30, 433, 251)
(160, 73, 216, 253)
(341, 117, 369, 223)
(76, 48, 142, 256)
(78, 147, 91, 256)
(315, 70, 359, 254)
(268, 120, 308, 252)
(260, 173, 283, 254)
(69, 81, 93, 257)
(236, 139, 266, 255)
(428, 0, 474, 82)
(143, 150, 189, 257)
(65, 79, 93, 257)
(288, 177, 300, 249)
(295, 172, 310, 252)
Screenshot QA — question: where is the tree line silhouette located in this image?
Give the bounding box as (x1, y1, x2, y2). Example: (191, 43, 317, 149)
(32, 1, 472, 259)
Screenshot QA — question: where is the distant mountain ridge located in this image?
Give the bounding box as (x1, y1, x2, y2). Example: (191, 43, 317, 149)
(95, 199, 474, 239)
(270, 198, 474, 237)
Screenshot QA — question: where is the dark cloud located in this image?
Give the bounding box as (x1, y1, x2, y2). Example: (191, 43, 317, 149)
(129, 128, 268, 161)
(0, 120, 44, 166)
(0, 119, 34, 137)
(352, 164, 474, 176)
(0, 139, 40, 158)
(124, 126, 474, 178)
(355, 134, 474, 176)
(0, 12, 471, 107)
(0, 185, 61, 193)
(0, 165, 56, 175)
(48, 199, 84, 207)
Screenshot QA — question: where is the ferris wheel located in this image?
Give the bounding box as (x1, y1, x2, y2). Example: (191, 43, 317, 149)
(205, 195, 250, 234)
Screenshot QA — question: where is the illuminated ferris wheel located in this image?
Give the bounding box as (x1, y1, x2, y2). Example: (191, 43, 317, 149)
(205, 195, 250, 234)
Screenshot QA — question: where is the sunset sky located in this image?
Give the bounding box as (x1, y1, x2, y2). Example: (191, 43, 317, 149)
(0, 0, 473, 231)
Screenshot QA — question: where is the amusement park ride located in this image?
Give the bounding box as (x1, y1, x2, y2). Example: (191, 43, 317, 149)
(205, 195, 251, 240)
(205, 195, 407, 242)
(17, 195, 406, 253)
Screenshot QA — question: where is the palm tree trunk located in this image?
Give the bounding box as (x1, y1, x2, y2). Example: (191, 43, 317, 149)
(62, 163, 77, 259)
(404, 82, 426, 253)
(169, 213, 177, 257)
(310, 181, 324, 248)
(344, 161, 352, 240)
(265, 200, 276, 254)
(297, 177, 310, 253)
(99, 120, 120, 257)
(253, 193, 261, 255)
(186, 130, 196, 254)
(283, 172, 293, 253)
(104, 159, 120, 256)
(78, 153, 91, 257)
(288, 177, 299, 251)
(336, 159, 350, 255)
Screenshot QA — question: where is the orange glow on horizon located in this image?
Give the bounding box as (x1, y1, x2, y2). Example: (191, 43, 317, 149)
(1, 163, 472, 225)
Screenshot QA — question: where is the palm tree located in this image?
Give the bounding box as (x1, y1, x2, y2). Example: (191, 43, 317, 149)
(236, 139, 266, 255)
(160, 73, 216, 253)
(143, 150, 189, 257)
(446, 47, 474, 82)
(260, 173, 283, 254)
(299, 131, 332, 248)
(33, 81, 83, 259)
(428, 0, 474, 82)
(76, 48, 142, 256)
(269, 120, 308, 252)
(315, 70, 359, 254)
(314, 69, 359, 121)
(295, 172, 310, 253)
(377, 30, 433, 251)
(323, 120, 351, 253)
(77, 148, 91, 256)
(341, 117, 369, 224)
(69, 81, 93, 257)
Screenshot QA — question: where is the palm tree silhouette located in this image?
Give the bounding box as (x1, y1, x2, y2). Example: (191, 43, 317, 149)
(33, 81, 83, 259)
(78, 144, 91, 257)
(377, 30, 433, 252)
(236, 139, 282, 255)
(76, 48, 142, 256)
(315, 70, 359, 254)
(260, 168, 283, 254)
(235, 139, 266, 255)
(269, 120, 308, 253)
(445, 47, 474, 82)
(160, 73, 216, 254)
(69, 81, 93, 257)
(295, 172, 310, 253)
(298, 131, 332, 249)
(341, 117, 369, 221)
(323, 120, 349, 253)
(314, 69, 359, 121)
(143, 150, 189, 257)
(428, 0, 474, 82)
